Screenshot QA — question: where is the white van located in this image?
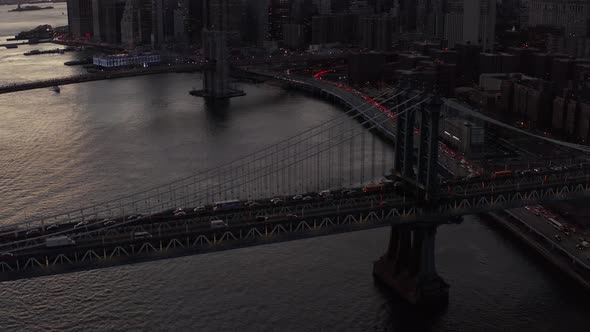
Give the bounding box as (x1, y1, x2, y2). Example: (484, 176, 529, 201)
(210, 220, 228, 229)
(134, 231, 152, 239)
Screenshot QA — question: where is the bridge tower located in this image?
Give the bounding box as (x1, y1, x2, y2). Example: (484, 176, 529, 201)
(374, 89, 450, 309)
(190, 0, 244, 99)
(393, 91, 441, 202)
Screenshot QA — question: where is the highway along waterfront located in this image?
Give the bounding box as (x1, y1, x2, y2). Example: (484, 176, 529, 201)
(0, 71, 589, 330)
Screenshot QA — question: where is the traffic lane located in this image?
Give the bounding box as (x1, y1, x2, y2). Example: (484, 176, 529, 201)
(4, 186, 397, 238)
(510, 208, 589, 261)
(8, 199, 415, 257)
(4, 196, 415, 254)
(439, 153, 471, 178)
(443, 174, 590, 198)
(0, 189, 402, 246)
(511, 208, 584, 259)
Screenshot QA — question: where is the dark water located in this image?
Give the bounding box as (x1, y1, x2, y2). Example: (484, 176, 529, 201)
(1, 220, 590, 331)
(1, 7, 590, 332)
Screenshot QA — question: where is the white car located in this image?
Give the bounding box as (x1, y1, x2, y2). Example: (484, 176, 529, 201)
(103, 220, 116, 226)
(74, 221, 89, 229)
(194, 206, 206, 212)
(292, 194, 303, 200)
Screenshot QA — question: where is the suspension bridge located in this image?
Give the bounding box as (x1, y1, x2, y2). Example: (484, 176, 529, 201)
(1, 70, 590, 308)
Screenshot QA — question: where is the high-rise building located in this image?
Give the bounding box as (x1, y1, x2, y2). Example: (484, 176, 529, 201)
(313, 0, 331, 14)
(528, 0, 590, 37)
(203, 0, 244, 45)
(268, 0, 290, 41)
(185, 0, 204, 44)
(463, 0, 496, 52)
(444, 0, 463, 48)
(120, 0, 155, 47)
(288, 0, 318, 47)
(92, 0, 126, 44)
(242, 0, 267, 47)
(398, 0, 417, 31)
(67, 0, 94, 38)
(444, 0, 496, 52)
(311, 13, 357, 45)
(358, 15, 394, 51)
(414, 0, 444, 37)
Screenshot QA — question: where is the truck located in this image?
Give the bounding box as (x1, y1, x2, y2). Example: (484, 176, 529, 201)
(547, 217, 564, 231)
(213, 199, 241, 211)
(45, 236, 75, 248)
(362, 183, 384, 193)
(491, 170, 512, 179)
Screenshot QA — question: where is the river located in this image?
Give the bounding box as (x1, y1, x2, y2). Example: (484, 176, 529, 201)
(0, 4, 589, 332)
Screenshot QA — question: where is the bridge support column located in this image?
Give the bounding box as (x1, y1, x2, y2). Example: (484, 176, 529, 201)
(190, 29, 244, 100)
(373, 224, 449, 309)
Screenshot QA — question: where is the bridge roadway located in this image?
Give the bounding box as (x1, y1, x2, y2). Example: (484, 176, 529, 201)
(2, 166, 590, 279)
(238, 68, 398, 140)
(2, 163, 589, 243)
(0, 39, 53, 49)
(0, 63, 206, 95)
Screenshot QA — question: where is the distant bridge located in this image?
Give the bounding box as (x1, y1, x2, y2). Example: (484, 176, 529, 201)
(0, 64, 206, 95)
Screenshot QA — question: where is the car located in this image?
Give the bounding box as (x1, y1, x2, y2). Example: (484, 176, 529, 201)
(524, 206, 531, 211)
(270, 198, 281, 204)
(103, 220, 116, 226)
(174, 211, 187, 217)
(174, 208, 184, 214)
(302, 196, 313, 201)
(248, 202, 260, 208)
(342, 189, 357, 196)
(256, 216, 269, 222)
(25, 228, 40, 236)
(46, 224, 59, 231)
(292, 194, 303, 200)
(74, 221, 89, 229)
(554, 235, 562, 241)
(319, 190, 331, 197)
(273, 199, 284, 205)
(194, 206, 206, 212)
(0, 252, 14, 257)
